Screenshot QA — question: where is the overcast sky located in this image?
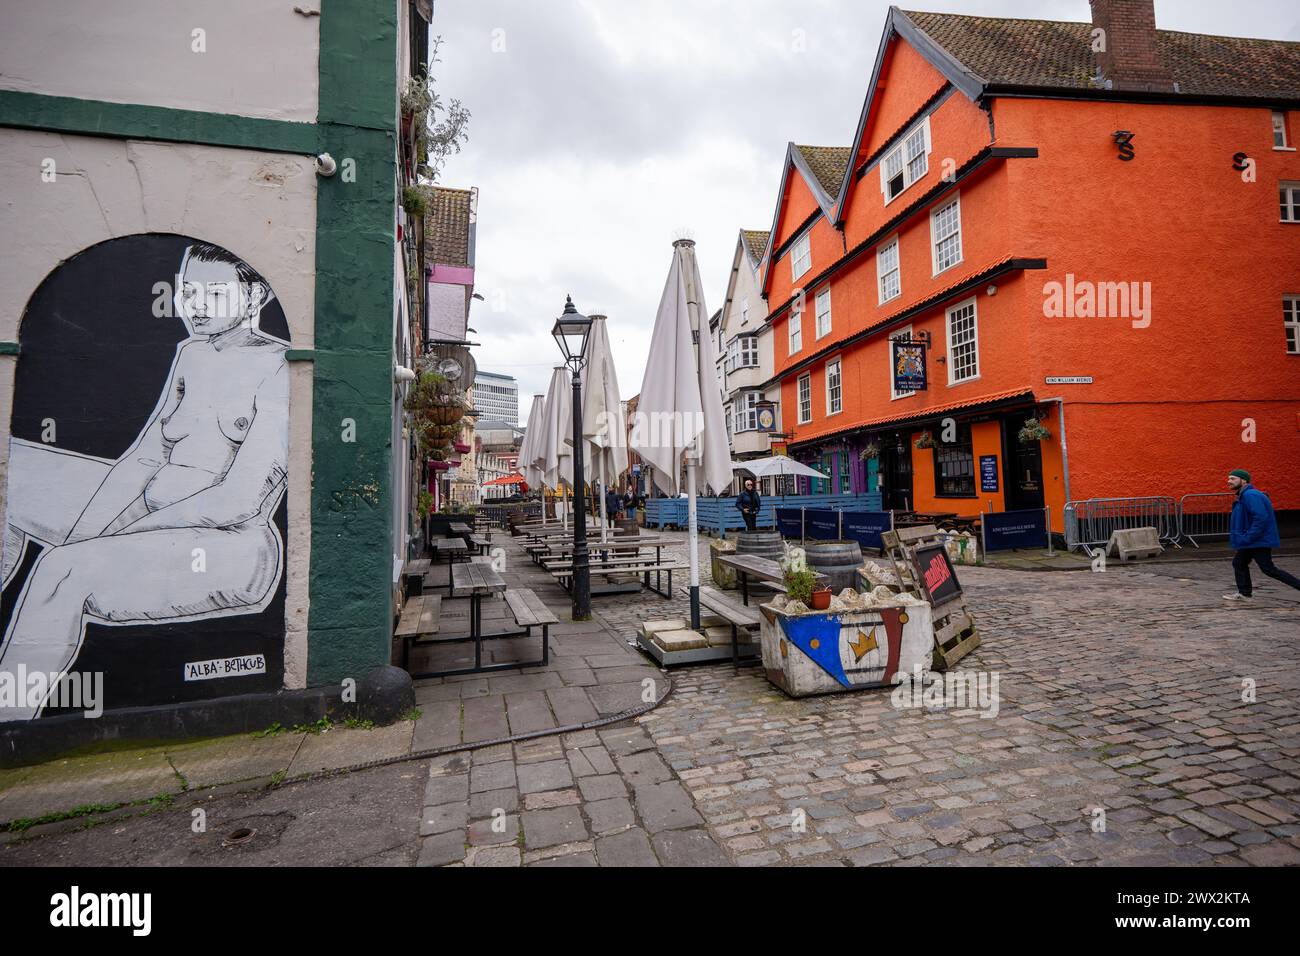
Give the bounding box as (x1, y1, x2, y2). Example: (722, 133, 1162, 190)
(433, 0, 1300, 418)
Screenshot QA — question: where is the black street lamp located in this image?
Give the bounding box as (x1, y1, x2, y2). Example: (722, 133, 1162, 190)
(552, 295, 593, 621)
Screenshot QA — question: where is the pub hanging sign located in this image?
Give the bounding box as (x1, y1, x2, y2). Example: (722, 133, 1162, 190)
(891, 332, 929, 393)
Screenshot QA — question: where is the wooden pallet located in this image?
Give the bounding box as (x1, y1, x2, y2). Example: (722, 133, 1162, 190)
(880, 525, 980, 671)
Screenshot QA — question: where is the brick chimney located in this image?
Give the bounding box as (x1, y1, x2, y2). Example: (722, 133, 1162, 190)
(1089, 0, 1175, 92)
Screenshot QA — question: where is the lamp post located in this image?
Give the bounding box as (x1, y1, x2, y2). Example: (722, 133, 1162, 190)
(552, 295, 593, 621)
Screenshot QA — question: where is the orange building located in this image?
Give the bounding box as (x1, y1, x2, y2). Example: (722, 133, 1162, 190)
(758, 1, 1300, 532)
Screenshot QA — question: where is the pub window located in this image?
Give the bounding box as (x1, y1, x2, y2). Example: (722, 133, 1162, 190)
(797, 373, 812, 424)
(791, 232, 812, 280)
(1281, 182, 1300, 222)
(825, 358, 842, 415)
(1274, 111, 1292, 150)
(933, 422, 976, 497)
(1285, 296, 1300, 354)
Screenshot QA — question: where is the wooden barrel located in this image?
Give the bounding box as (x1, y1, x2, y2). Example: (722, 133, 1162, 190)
(735, 530, 783, 563)
(804, 540, 864, 594)
(613, 517, 639, 556)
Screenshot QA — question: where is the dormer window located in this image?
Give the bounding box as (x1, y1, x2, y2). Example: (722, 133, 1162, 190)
(881, 117, 931, 204)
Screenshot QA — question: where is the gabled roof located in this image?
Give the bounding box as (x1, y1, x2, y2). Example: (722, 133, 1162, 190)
(425, 186, 476, 268)
(740, 229, 769, 267)
(793, 145, 852, 199)
(833, 6, 1300, 224)
(758, 143, 850, 295)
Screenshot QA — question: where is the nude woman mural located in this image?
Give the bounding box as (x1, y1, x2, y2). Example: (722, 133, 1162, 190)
(0, 241, 289, 720)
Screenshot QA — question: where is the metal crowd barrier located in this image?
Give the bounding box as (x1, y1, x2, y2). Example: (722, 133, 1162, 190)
(1063, 496, 1180, 556)
(1176, 493, 1235, 548)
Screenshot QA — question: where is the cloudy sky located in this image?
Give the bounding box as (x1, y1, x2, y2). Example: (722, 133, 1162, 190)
(433, 0, 1300, 419)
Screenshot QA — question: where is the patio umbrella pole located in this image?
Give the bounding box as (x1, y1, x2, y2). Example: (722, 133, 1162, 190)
(687, 456, 700, 630)
(599, 456, 609, 544)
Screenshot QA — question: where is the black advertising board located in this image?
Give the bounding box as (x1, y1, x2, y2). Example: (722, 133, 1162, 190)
(911, 543, 962, 607)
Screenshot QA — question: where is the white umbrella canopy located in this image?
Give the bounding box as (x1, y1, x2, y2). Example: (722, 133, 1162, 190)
(541, 366, 573, 527)
(733, 455, 828, 481)
(631, 239, 732, 628)
(521, 393, 546, 490)
(582, 317, 629, 541)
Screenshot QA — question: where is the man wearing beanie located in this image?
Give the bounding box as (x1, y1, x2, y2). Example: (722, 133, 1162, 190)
(1225, 469, 1300, 601)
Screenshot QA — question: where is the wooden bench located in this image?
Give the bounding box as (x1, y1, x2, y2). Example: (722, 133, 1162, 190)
(697, 585, 762, 669)
(503, 588, 558, 666)
(550, 561, 685, 598)
(394, 593, 442, 668)
(468, 533, 491, 555)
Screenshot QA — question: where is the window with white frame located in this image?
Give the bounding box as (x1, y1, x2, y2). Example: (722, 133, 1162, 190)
(889, 325, 915, 400)
(788, 306, 802, 355)
(725, 335, 760, 373)
(946, 299, 979, 384)
(881, 117, 931, 203)
(797, 373, 812, 424)
(733, 391, 764, 433)
(1286, 296, 1300, 354)
(877, 237, 900, 304)
(741, 297, 749, 324)
(1274, 111, 1291, 149)
(1281, 182, 1300, 222)
(825, 358, 842, 415)
(791, 232, 811, 280)
(931, 195, 963, 274)
(815, 288, 832, 339)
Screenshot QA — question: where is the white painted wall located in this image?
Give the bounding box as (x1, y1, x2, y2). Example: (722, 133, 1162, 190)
(0, 0, 320, 122)
(0, 128, 317, 688)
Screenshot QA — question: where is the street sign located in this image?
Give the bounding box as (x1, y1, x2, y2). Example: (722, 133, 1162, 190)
(1045, 376, 1093, 384)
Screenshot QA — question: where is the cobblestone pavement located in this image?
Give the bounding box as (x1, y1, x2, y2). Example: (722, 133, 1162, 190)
(623, 540, 1300, 866)
(4, 528, 1297, 866)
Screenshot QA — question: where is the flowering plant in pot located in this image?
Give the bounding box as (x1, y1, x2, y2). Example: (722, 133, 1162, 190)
(859, 440, 881, 461)
(1017, 416, 1051, 443)
(914, 430, 936, 449)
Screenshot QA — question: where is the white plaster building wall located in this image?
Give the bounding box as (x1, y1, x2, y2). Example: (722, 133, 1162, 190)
(0, 0, 320, 122)
(0, 129, 317, 687)
(720, 238, 775, 459)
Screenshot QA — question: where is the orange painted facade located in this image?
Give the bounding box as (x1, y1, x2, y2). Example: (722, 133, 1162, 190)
(759, 10, 1300, 530)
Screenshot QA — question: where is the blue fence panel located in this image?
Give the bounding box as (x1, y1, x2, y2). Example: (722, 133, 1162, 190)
(804, 509, 840, 539)
(774, 508, 803, 538)
(982, 508, 1049, 552)
(643, 493, 883, 533)
(842, 511, 892, 551)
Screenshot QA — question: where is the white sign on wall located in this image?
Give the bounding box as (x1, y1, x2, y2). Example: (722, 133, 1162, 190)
(184, 655, 268, 682)
(1045, 376, 1094, 385)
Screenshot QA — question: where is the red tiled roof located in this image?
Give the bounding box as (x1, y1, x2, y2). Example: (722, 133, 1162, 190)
(791, 387, 1036, 446)
(901, 10, 1300, 98)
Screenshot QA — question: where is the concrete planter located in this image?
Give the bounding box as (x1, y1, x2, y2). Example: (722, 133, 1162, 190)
(758, 592, 933, 698)
(710, 537, 737, 589)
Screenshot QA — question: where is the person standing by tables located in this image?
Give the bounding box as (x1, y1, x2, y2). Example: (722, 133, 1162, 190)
(604, 486, 623, 528)
(736, 477, 761, 532)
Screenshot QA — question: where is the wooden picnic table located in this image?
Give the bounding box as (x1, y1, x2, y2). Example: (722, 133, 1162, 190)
(447, 561, 512, 672)
(449, 521, 473, 535)
(718, 553, 826, 606)
(433, 537, 467, 585)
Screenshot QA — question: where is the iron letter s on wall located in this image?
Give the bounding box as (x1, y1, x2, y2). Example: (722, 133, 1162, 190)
(1113, 131, 1135, 161)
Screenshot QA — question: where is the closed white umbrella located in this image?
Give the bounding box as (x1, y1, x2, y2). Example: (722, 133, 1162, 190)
(631, 239, 731, 628)
(521, 393, 546, 520)
(541, 366, 573, 529)
(582, 316, 629, 543)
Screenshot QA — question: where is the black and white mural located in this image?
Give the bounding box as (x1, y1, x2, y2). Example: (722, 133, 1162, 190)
(0, 235, 290, 719)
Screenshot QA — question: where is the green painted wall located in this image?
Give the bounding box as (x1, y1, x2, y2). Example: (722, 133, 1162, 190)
(306, 0, 400, 684)
(0, 1, 403, 690)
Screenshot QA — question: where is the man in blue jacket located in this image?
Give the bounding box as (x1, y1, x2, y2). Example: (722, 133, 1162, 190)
(1225, 469, 1300, 601)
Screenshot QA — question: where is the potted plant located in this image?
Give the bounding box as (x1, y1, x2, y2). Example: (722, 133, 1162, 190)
(914, 430, 936, 449)
(1018, 416, 1052, 443)
(810, 585, 833, 610)
(783, 566, 818, 606)
(859, 440, 881, 462)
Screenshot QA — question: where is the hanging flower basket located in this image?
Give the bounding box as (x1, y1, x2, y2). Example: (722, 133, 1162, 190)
(1018, 416, 1052, 443)
(453, 441, 471, 455)
(914, 430, 936, 449)
(429, 403, 464, 425)
(859, 440, 881, 461)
